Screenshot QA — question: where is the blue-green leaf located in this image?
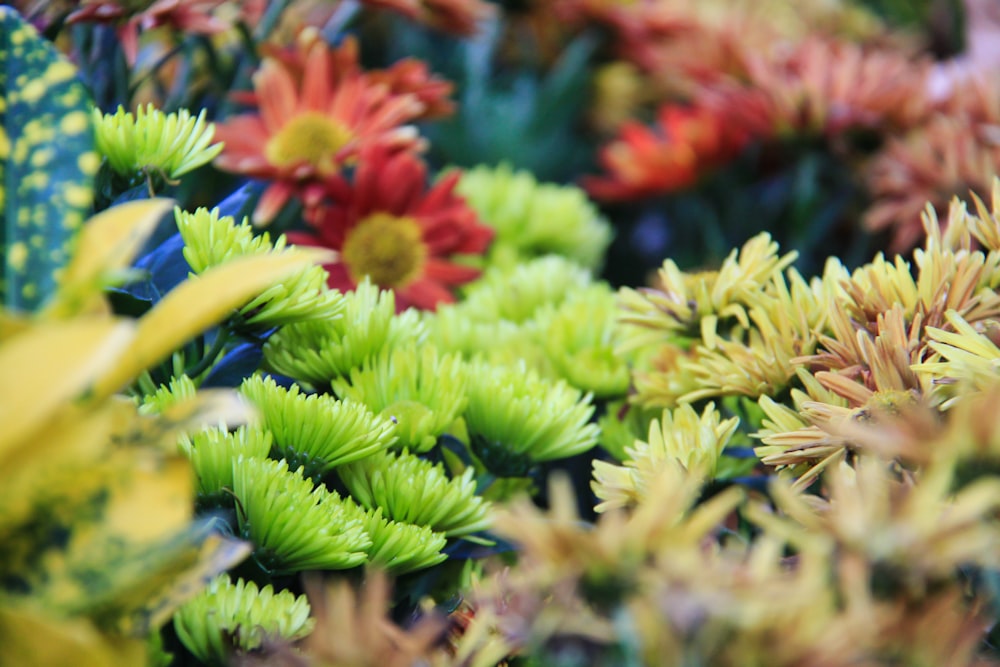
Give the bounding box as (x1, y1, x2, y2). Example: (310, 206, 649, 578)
(0, 7, 99, 311)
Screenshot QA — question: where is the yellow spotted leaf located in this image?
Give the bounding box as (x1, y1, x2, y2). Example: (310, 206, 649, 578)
(45, 198, 174, 318)
(92, 249, 334, 399)
(0, 7, 98, 311)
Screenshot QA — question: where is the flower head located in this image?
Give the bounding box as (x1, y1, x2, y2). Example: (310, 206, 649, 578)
(338, 449, 491, 537)
(175, 207, 342, 329)
(178, 424, 272, 510)
(463, 360, 600, 475)
(329, 344, 468, 453)
(173, 574, 314, 665)
(239, 375, 397, 479)
(288, 147, 493, 310)
(262, 278, 427, 388)
(455, 163, 613, 272)
(231, 456, 371, 573)
(583, 101, 768, 202)
(592, 402, 740, 512)
(93, 105, 222, 185)
(214, 37, 427, 224)
(346, 503, 448, 574)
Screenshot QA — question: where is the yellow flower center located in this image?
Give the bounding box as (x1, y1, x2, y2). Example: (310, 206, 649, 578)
(341, 212, 427, 288)
(264, 112, 353, 172)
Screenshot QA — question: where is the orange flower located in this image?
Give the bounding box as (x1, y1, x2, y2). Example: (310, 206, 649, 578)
(67, 0, 227, 65)
(253, 31, 454, 121)
(213, 33, 427, 224)
(287, 147, 493, 311)
(360, 0, 495, 36)
(582, 101, 769, 201)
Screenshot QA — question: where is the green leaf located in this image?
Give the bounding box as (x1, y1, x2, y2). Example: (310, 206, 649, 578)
(0, 7, 99, 311)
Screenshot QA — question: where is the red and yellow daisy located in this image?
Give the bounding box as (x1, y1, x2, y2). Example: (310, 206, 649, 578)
(287, 147, 494, 311)
(213, 33, 428, 224)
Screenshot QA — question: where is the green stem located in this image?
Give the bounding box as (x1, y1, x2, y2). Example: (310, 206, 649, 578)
(185, 327, 232, 381)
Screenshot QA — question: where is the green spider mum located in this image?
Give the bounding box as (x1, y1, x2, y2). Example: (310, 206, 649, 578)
(341, 500, 448, 575)
(178, 424, 272, 509)
(460, 256, 596, 324)
(137, 374, 198, 415)
(455, 163, 613, 272)
(330, 344, 467, 453)
(231, 456, 371, 573)
(338, 450, 491, 537)
(464, 360, 600, 475)
(263, 279, 426, 388)
(176, 207, 343, 329)
(239, 374, 396, 479)
(536, 284, 630, 398)
(93, 104, 222, 181)
(173, 574, 313, 666)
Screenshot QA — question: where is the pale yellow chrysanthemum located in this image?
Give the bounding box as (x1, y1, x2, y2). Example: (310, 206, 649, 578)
(93, 104, 223, 181)
(913, 309, 1000, 401)
(617, 233, 797, 354)
(592, 403, 739, 512)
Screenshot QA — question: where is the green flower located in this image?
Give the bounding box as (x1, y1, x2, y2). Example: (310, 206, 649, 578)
(455, 163, 613, 272)
(93, 104, 222, 181)
(239, 374, 396, 478)
(231, 456, 371, 573)
(263, 279, 426, 387)
(138, 374, 198, 415)
(536, 285, 630, 398)
(178, 425, 272, 509)
(330, 344, 467, 453)
(342, 500, 448, 575)
(173, 574, 313, 666)
(464, 360, 600, 475)
(338, 450, 491, 537)
(460, 256, 595, 324)
(176, 207, 343, 329)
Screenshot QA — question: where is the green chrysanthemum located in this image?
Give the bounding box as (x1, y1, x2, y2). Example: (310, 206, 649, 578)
(592, 403, 740, 512)
(338, 450, 491, 537)
(464, 360, 600, 475)
(231, 456, 371, 573)
(330, 345, 467, 453)
(176, 207, 343, 329)
(536, 285, 630, 398)
(239, 374, 396, 478)
(93, 104, 223, 181)
(460, 256, 596, 324)
(341, 500, 448, 574)
(173, 574, 313, 666)
(178, 425, 272, 509)
(455, 163, 613, 272)
(138, 374, 198, 415)
(263, 279, 426, 387)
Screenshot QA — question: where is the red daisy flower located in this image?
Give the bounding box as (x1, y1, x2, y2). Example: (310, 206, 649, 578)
(287, 147, 494, 311)
(213, 33, 427, 224)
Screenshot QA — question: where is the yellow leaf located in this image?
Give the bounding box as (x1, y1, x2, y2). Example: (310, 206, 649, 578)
(0, 400, 119, 535)
(0, 317, 135, 460)
(44, 199, 174, 318)
(0, 606, 146, 667)
(92, 249, 332, 399)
